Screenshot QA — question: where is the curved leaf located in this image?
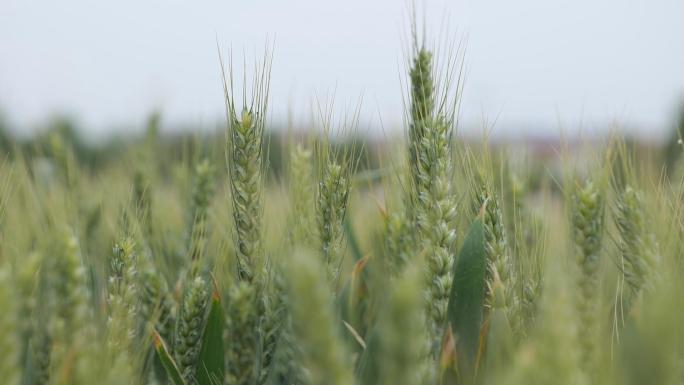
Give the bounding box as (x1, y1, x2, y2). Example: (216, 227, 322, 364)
(197, 287, 225, 385)
(154, 330, 187, 385)
(446, 217, 487, 382)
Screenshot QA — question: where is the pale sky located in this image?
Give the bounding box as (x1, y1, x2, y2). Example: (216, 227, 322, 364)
(1, 0, 683, 139)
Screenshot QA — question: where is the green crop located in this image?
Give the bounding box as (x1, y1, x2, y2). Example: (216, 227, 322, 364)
(0, 17, 681, 385)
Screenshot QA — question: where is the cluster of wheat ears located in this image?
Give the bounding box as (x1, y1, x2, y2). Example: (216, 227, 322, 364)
(0, 23, 683, 385)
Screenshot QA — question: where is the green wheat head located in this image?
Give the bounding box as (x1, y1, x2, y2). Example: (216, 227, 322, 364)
(570, 178, 606, 379)
(225, 280, 260, 385)
(466, 154, 521, 337)
(288, 142, 316, 247)
(282, 249, 354, 385)
(614, 185, 659, 300)
(175, 276, 210, 385)
(405, 41, 460, 348)
(187, 158, 217, 264)
(106, 238, 139, 367)
(222, 51, 271, 284)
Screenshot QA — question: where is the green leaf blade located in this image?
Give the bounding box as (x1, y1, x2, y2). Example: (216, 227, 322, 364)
(196, 289, 225, 385)
(446, 217, 487, 380)
(154, 331, 187, 385)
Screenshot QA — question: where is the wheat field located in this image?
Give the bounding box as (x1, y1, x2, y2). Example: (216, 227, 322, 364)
(0, 23, 683, 385)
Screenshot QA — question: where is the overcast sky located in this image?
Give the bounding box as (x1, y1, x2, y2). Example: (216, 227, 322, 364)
(1, 0, 683, 139)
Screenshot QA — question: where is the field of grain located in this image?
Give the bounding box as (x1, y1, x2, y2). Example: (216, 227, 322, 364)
(0, 24, 683, 385)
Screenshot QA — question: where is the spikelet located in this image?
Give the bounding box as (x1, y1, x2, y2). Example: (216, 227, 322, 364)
(83, 231, 138, 385)
(50, 230, 90, 338)
(282, 250, 354, 385)
(187, 158, 216, 263)
(225, 281, 260, 385)
(222, 52, 271, 284)
(382, 210, 412, 275)
(288, 143, 316, 247)
(27, 327, 51, 385)
(407, 48, 435, 194)
(174, 276, 210, 385)
(570, 179, 605, 379)
(619, 275, 684, 385)
(137, 265, 176, 385)
(221, 52, 271, 385)
(48, 130, 79, 193)
(15, 251, 42, 383)
(614, 185, 659, 300)
(317, 158, 352, 283)
(469, 166, 520, 336)
(406, 45, 458, 347)
(279, 143, 316, 384)
(502, 164, 544, 335)
(139, 267, 176, 344)
(106, 239, 139, 364)
(406, 47, 440, 221)
(271, 322, 304, 385)
(365, 264, 434, 385)
(132, 169, 154, 240)
(24, 257, 53, 385)
(503, 261, 584, 385)
(257, 283, 286, 385)
(519, 263, 543, 337)
(48, 230, 95, 384)
(269, 268, 305, 385)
